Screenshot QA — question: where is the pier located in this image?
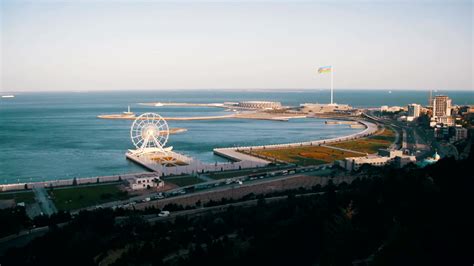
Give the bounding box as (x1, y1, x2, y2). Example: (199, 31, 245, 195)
(126, 150, 269, 177)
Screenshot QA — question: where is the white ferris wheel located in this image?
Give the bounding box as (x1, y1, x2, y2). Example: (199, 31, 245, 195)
(130, 113, 170, 153)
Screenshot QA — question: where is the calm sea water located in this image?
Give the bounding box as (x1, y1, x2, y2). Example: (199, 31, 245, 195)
(0, 89, 472, 183)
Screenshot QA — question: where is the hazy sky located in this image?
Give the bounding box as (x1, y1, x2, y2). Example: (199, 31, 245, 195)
(0, 0, 472, 92)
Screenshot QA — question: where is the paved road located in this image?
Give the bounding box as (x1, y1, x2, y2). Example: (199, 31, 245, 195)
(32, 187, 57, 216)
(73, 164, 329, 213)
(321, 144, 367, 155)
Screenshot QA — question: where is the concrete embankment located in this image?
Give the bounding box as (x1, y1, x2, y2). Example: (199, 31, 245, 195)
(139, 102, 226, 108)
(97, 114, 236, 121)
(0, 172, 154, 192)
(98, 112, 308, 122)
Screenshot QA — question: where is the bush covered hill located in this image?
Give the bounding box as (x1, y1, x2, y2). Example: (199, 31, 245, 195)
(1, 148, 473, 266)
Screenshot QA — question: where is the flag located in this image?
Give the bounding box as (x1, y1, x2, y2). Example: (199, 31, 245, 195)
(318, 66, 332, 74)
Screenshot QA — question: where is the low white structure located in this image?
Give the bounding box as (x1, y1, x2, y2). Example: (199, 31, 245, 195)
(380, 105, 404, 113)
(129, 175, 164, 190)
(430, 116, 454, 127)
(237, 101, 282, 110)
(300, 103, 352, 113)
(340, 149, 416, 171)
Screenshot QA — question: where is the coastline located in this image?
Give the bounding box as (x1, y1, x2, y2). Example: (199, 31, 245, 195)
(213, 119, 377, 161)
(0, 119, 375, 191)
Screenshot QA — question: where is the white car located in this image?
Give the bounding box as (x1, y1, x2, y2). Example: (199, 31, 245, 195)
(158, 211, 170, 217)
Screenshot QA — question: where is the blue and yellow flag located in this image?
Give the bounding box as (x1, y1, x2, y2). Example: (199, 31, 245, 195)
(318, 66, 332, 74)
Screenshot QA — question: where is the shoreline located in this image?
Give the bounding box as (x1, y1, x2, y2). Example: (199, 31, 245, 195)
(213, 119, 377, 161)
(0, 119, 375, 191)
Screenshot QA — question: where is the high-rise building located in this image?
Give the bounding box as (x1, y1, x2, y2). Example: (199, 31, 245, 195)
(407, 103, 421, 118)
(432, 95, 452, 118)
(431, 95, 454, 127)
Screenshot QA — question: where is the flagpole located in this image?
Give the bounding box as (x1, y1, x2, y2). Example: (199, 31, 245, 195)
(330, 66, 334, 104)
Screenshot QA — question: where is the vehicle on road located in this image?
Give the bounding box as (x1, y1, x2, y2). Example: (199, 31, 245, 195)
(152, 193, 165, 200)
(158, 211, 170, 217)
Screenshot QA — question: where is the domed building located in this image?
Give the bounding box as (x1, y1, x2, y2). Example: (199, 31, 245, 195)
(418, 151, 441, 167)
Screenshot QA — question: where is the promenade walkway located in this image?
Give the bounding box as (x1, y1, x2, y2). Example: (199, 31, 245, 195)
(214, 119, 378, 161)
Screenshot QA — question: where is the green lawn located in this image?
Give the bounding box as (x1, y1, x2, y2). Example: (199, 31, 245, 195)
(48, 184, 128, 211)
(0, 191, 35, 204)
(207, 166, 291, 180)
(164, 176, 203, 187)
(250, 146, 364, 166)
(329, 126, 396, 154)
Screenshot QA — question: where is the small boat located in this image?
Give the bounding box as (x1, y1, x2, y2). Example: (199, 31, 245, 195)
(1, 95, 15, 98)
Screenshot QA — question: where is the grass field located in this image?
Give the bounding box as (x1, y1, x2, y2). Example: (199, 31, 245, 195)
(0, 191, 35, 204)
(329, 126, 396, 154)
(164, 175, 203, 187)
(250, 146, 364, 166)
(207, 166, 290, 180)
(48, 184, 128, 211)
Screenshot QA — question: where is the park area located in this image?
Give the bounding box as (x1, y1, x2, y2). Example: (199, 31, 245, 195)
(249, 146, 364, 166)
(207, 165, 291, 180)
(244, 126, 396, 166)
(329, 126, 396, 154)
(164, 175, 203, 187)
(48, 183, 128, 211)
(0, 191, 35, 204)
(0, 191, 35, 209)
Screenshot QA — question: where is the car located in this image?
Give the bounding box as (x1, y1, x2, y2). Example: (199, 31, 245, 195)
(158, 211, 170, 217)
(153, 193, 164, 199)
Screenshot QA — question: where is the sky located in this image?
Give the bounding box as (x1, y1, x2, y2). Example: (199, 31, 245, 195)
(0, 0, 472, 92)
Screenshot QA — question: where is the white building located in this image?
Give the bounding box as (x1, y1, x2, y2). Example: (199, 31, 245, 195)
(380, 105, 403, 113)
(300, 103, 352, 113)
(450, 127, 468, 142)
(237, 101, 282, 110)
(129, 175, 164, 190)
(407, 103, 421, 119)
(432, 95, 452, 118)
(340, 149, 416, 171)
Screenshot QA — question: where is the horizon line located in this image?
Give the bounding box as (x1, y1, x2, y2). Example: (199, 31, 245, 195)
(2, 87, 473, 93)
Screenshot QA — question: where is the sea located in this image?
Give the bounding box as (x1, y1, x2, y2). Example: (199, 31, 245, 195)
(0, 89, 472, 184)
